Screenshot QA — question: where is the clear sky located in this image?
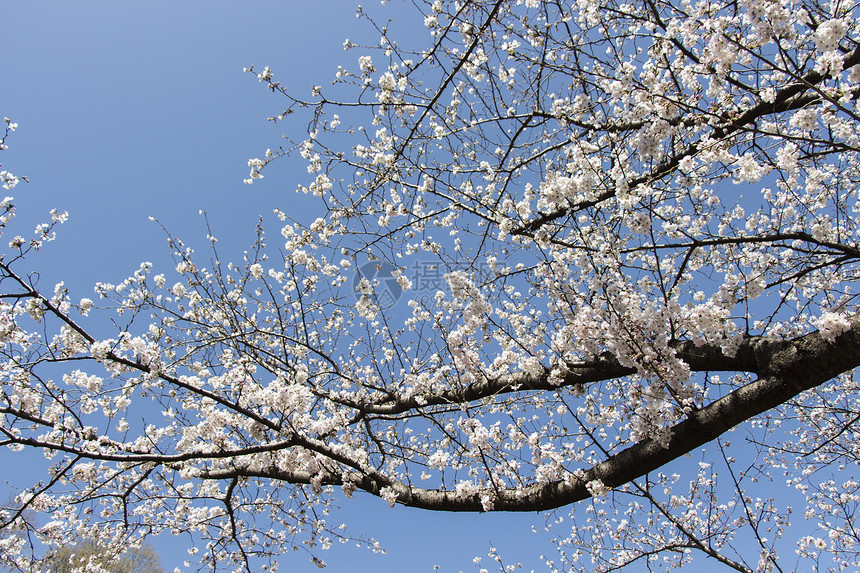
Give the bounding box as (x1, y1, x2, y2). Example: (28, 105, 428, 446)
(1, 2, 557, 571)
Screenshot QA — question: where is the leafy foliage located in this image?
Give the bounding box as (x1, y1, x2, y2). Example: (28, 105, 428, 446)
(42, 542, 163, 573)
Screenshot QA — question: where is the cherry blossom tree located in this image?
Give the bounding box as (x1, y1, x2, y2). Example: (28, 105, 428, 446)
(3, 0, 860, 571)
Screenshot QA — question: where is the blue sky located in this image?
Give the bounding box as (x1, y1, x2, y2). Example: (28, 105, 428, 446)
(0, 2, 555, 571)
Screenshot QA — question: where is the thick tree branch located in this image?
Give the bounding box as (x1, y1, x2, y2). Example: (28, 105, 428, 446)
(346, 336, 776, 415)
(203, 318, 859, 513)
